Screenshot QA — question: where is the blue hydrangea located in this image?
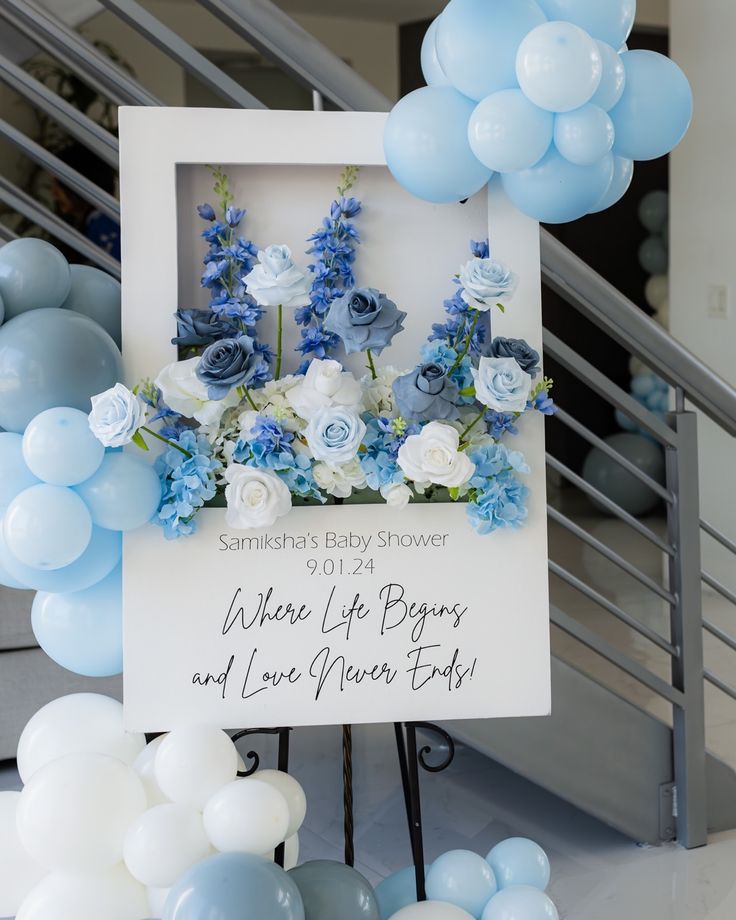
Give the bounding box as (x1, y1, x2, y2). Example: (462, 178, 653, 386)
(358, 417, 414, 490)
(155, 431, 220, 539)
(465, 441, 530, 535)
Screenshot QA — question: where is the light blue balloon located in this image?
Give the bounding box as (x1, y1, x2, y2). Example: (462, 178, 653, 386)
(0, 307, 123, 433)
(436, 0, 547, 101)
(0, 290, 5, 326)
(32, 564, 122, 677)
(3, 484, 91, 570)
(610, 51, 693, 161)
(22, 407, 104, 486)
(501, 148, 614, 223)
(421, 17, 450, 87)
(468, 89, 553, 173)
(288, 860, 380, 920)
(535, 0, 635, 49)
(0, 431, 40, 512)
(638, 235, 668, 275)
(582, 433, 665, 516)
(482, 886, 559, 920)
(554, 104, 614, 166)
(0, 524, 121, 593)
(631, 373, 658, 398)
(164, 852, 305, 920)
(384, 86, 493, 204)
(638, 190, 668, 233)
(588, 155, 633, 213)
(427, 850, 497, 917)
(375, 866, 428, 920)
(0, 238, 71, 320)
(61, 265, 121, 349)
(486, 838, 550, 891)
(591, 41, 626, 111)
(75, 453, 161, 531)
(615, 408, 638, 433)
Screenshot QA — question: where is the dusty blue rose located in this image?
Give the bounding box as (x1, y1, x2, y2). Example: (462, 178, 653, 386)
(172, 309, 236, 347)
(324, 287, 406, 355)
(196, 335, 264, 400)
(490, 337, 541, 377)
(392, 363, 460, 421)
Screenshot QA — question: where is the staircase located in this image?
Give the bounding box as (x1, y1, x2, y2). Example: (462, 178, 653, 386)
(1, 0, 735, 851)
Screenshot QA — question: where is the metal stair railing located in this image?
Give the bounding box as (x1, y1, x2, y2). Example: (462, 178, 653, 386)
(0, 0, 735, 849)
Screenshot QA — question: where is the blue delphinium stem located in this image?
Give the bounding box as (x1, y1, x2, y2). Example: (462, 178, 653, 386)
(275, 304, 283, 379)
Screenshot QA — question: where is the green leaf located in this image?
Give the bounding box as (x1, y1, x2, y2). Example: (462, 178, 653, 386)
(448, 487, 460, 502)
(132, 430, 149, 451)
(496, 302, 506, 313)
(459, 386, 476, 398)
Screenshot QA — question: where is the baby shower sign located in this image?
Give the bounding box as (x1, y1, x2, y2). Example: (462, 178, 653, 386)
(124, 503, 550, 730)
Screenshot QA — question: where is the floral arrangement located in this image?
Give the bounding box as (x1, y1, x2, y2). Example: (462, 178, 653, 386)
(88, 167, 555, 538)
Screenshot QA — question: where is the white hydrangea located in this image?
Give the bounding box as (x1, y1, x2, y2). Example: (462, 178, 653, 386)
(361, 366, 403, 417)
(313, 458, 366, 499)
(250, 374, 304, 433)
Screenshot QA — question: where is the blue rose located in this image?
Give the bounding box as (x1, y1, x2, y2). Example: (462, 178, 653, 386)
(305, 407, 367, 465)
(392, 363, 460, 421)
(172, 309, 237, 347)
(460, 257, 518, 310)
(490, 337, 541, 377)
(324, 287, 406, 355)
(196, 335, 265, 400)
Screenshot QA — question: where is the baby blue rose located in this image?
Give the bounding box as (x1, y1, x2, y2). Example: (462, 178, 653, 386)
(196, 335, 264, 400)
(243, 244, 311, 308)
(471, 356, 532, 414)
(392, 363, 460, 421)
(460, 257, 518, 310)
(324, 287, 406, 355)
(305, 406, 367, 465)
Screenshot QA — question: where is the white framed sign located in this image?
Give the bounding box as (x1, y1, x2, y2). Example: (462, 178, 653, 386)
(118, 108, 550, 732)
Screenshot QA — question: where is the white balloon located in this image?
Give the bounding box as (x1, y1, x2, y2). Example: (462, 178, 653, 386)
(389, 902, 475, 919)
(283, 832, 300, 871)
(0, 791, 46, 916)
(148, 885, 170, 917)
(645, 274, 669, 310)
(255, 769, 307, 838)
(654, 297, 670, 327)
(124, 802, 212, 888)
(132, 735, 170, 807)
(203, 778, 290, 854)
(17, 693, 146, 783)
(17, 752, 147, 872)
(155, 725, 238, 809)
(629, 356, 651, 377)
(16, 864, 148, 920)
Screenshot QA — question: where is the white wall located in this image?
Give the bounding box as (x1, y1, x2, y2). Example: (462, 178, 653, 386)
(670, 0, 736, 585)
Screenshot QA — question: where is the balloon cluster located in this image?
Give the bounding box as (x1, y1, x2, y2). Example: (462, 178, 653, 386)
(384, 0, 693, 223)
(637, 190, 670, 308)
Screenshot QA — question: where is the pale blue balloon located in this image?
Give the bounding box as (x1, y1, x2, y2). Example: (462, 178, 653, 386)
(0, 524, 121, 593)
(163, 852, 305, 920)
(610, 51, 693, 161)
(288, 860, 380, 920)
(638, 235, 668, 275)
(554, 104, 614, 166)
(3, 484, 91, 570)
(0, 548, 29, 589)
(384, 86, 493, 204)
(0, 307, 123, 433)
(486, 838, 550, 891)
(374, 866, 428, 920)
(482, 886, 559, 920)
(591, 41, 626, 111)
(631, 373, 657, 398)
(582, 433, 665, 516)
(0, 290, 5, 326)
(22, 407, 104, 486)
(436, 0, 547, 102)
(0, 432, 40, 512)
(32, 564, 122, 677)
(426, 850, 498, 917)
(589, 156, 634, 213)
(638, 190, 668, 233)
(535, 0, 635, 49)
(75, 453, 161, 532)
(0, 238, 71, 320)
(421, 16, 450, 87)
(501, 148, 614, 223)
(468, 89, 553, 172)
(61, 265, 121, 349)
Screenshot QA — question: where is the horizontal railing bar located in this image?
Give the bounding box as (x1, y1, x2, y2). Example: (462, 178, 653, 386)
(704, 669, 736, 702)
(541, 229, 736, 436)
(544, 328, 678, 446)
(97, 0, 266, 109)
(0, 118, 119, 222)
(700, 519, 736, 557)
(703, 619, 736, 655)
(551, 604, 685, 706)
(0, 0, 162, 107)
(0, 177, 120, 278)
(549, 560, 677, 656)
(0, 223, 19, 242)
(548, 505, 676, 605)
(702, 571, 736, 608)
(196, 0, 392, 113)
(546, 453, 675, 557)
(0, 53, 119, 168)
(554, 407, 673, 503)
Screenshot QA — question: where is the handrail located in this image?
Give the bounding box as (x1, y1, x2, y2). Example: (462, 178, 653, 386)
(541, 229, 736, 435)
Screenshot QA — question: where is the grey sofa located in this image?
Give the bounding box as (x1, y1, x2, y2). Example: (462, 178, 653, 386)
(0, 587, 121, 760)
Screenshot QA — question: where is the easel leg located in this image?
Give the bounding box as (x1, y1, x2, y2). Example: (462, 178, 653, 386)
(343, 724, 355, 867)
(274, 727, 291, 868)
(394, 722, 426, 901)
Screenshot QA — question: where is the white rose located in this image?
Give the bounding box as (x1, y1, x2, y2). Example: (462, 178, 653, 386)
(304, 407, 366, 466)
(313, 459, 366, 498)
(380, 482, 412, 509)
(224, 465, 292, 529)
(287, 359, 363, 421)
(155, 357, 238, 426)
(243, 244, 311, 308)
(397, 421, 475, 488)
(88, 383, 146, 447)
